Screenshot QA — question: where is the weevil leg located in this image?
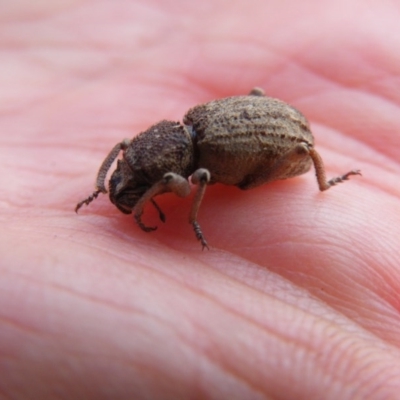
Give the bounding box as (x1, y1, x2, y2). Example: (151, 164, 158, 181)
(190, 168, 211, 250)
(249, 87, 265, 96)
(95, 139, 131, 193)
(307, 147, 361, 191)
(75, 138, 131, 212)
(151, 199, 166, 223)
(75, 189, 102, 213)
(239, 143, 360, 191)
(134, 173, 191, 232)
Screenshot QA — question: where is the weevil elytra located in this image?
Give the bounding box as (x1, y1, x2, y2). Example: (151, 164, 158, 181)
(76, 88, 361, 249)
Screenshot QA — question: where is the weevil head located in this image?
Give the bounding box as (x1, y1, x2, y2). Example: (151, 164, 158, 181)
(108, 159, 149, 214)
(123, 120, 196, 181)
(108, 120, 196, 214)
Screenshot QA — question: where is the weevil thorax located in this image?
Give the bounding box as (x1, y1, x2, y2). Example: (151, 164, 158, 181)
(108, 120, 196, 213)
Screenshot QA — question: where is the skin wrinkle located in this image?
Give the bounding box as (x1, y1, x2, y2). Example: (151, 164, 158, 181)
(1, 285, 208, 396)
(271, 269, 371, 321)
(236, 224, 400, 346)
(316, 278, 399, 333)
(4, 331, 156, 400)
(290, 53, 400, 109)
(346, 171, 400, 199)
(309, 324, 371, 395)
(190, 34, 400, 116)
(311, 105, 400, 163)
(6, 229, 397, 380)
(3, 230, 400, 398)
(303, 281, 400, 349)
(182, 304, 330, 397)
(0, 269, 145, 321)
(177, 330, 268, 399)
(0, 314, 45, 339)
(301, 88, 399, 130)
(72, 235, 318, 318)
(7, 234, 398, 396)
(183, 321, 278, 399)
(0, 265, 324, 398)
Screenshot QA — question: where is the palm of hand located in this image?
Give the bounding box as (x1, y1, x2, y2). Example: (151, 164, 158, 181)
(1, 1, 400, 399)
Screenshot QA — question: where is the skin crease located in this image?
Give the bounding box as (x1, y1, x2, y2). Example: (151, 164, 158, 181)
(1, 0, 400, 399)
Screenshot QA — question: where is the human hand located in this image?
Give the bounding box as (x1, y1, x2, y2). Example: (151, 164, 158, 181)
(1, 1, 400, 399)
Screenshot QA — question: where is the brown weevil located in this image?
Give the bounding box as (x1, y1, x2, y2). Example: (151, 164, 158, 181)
(75, 88, 361, 249)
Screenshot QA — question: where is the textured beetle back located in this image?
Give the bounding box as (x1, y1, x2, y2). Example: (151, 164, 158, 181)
(185, 96, 312, 146)
(184, 95, 314, 186)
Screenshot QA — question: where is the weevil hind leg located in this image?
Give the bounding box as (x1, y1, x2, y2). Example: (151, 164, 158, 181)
(190, 168, 211, 250)
(307, 147, 361, 191)
(239, 143, 360, 191)
(134, 173, 191, 233)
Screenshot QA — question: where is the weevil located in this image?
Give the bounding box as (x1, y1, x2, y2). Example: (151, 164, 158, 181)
(75, 88, 360, 249)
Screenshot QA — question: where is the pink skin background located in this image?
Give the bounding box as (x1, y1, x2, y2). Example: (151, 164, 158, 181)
(1, 0, 400, 399)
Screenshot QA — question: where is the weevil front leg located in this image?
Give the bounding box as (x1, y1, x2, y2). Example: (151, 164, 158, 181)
(75, 189, 103, 213)
(190, 168, 211, 250)
(151, 199, 166, 223)
(134, 173, 191, 232)
(75, 138, 131, 212)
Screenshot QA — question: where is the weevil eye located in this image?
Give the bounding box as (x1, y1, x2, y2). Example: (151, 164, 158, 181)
(107, 160, 143, 213)
(108, 161, 126, 195)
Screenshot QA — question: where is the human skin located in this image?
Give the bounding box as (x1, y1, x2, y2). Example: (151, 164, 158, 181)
(1, 0, 400, 399)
